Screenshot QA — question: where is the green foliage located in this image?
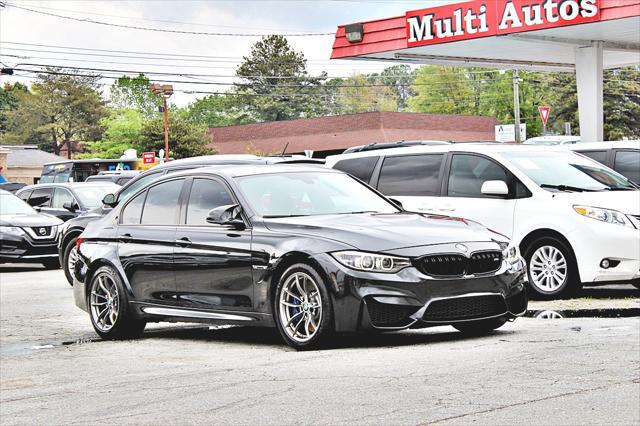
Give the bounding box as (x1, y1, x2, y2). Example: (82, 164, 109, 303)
(110, 74, 161, 115)
(334, 74, 398, 114)
(408, 66, 477, 115)
(137, 112, 215, 159)
(1, 69, 106, 156)
(184, 95, 253, 127)
(233, 35, 328, 122)
(78, 109, 144, 159)
(369, 65, 416, 110)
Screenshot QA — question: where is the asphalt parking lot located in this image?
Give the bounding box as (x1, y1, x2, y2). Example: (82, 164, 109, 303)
(1, 264, 639, 425)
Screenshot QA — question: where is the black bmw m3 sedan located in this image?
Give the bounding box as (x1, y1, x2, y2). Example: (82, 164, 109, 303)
(72, 165, 528, 349)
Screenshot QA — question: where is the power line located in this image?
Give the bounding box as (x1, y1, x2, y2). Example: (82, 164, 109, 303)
(4, 3, 334, 37)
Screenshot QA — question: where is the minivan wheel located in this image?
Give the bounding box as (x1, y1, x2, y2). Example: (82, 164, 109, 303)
(524, 237, 580, 299)
(453, 317, 507, 335)
(88, 266, 145, 340)
(274, 263, 333, 350)
(62, 237, 78, 286)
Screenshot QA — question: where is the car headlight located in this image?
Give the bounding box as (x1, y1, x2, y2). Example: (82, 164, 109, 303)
(331, 251, 411, 273)
(574, 205, 632, 227)
(0, 226, 25, 236)
(502, 244, 520, 264)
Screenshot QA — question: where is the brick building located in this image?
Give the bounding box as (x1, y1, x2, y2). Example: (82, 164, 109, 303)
(209, 112, 498, 158)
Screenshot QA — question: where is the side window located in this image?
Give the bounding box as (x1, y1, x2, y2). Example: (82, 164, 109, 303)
(185, 179, 234, 226)
(614, 150, 640, 183)
(18, 190, 32, 202)
(378, 154, 444, 196)
(333, 157, 379, 183)
(140, 179, 184, 225)
(28, 188, 53, 207)
(117, 172, 161, 203)
(52, 188, 75, 209)
(121, 191, 146, 225)
(578, 150, 608, 165)
(447, 154, 508, 198)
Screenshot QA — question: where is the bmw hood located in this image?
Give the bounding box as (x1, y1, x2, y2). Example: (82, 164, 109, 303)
(0, 213, 62, 227)
(263, 212, 506, 251)
(559, 190, 640, 215)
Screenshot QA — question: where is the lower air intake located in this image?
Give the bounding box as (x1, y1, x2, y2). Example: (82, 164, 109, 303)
(422, 295, 507, 322)
(366, 300, 417, 327)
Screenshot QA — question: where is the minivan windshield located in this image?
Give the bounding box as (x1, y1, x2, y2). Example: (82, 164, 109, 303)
(0, 193, 36, 215)
(237, 172, 400, 217)
(502, 151, 636, 192)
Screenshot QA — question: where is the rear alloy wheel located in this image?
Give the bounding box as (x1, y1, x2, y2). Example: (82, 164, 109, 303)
(524, 237, 580, 299)
(274, 263, 333, 350)
(88, 266, 145, 340)
(453, 317, 507, 335)
(62, 237, 79, 286)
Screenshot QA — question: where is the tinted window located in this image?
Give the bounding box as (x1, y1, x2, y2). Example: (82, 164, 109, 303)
(52, 188, 75, 209)
(614, 150, 640, 183)
(121, 191, 146, 225)
(140, 179, 184, 225)
(28, 188, 53, 207)
(378, 154, 444, 196)
(18, 190, 32, 202)
(333, 157, 379, 183)
(578, 150, 609, 164)
(448, 155, 508, 198)
(186, 179, 234, 225)
(117, 172, 162, 203)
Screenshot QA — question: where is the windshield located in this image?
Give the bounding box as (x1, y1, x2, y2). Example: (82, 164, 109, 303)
(0, 193, 36, 215)
(74, 184, 120, 207)
(236, 172, 400, 217)
(502, 151, 636, 191)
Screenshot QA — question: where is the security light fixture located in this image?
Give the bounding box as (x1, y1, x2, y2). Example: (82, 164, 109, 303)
(345, 23, 364, 43)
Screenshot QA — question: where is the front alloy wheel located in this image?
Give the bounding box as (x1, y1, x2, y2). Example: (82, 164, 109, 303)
(275, 263, 333, 350)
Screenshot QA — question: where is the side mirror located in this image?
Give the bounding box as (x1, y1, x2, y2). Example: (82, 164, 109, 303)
(481, 180, 509, 196)
(62, 201, 78, 212)
(206, 204, 246, 230)
(102, 193, 117, 207)
(389, 198, 403, 209)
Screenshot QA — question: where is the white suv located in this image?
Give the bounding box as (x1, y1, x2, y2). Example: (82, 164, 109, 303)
(326, 144, 640, 299)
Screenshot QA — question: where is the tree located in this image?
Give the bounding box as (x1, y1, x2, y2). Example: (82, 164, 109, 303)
(184, 95, 253, 128)
(336, 74, 398, 114)
(78, 109, 144, 159)
(2, 70, 107, 156)
(370, 65, 416, 110)
(137, 112, 215, 159)
(110, 74, 161, 116)
(408, 66, 477, 115)
(234, 35, 328, 122)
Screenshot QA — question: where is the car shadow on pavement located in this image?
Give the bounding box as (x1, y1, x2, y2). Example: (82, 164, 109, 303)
(138, 324, 517, 351)
(0, 265, 49, 273)
(579, 286, 639, 299)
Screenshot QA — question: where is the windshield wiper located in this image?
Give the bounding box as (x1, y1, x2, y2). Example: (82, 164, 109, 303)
(263, 214, 308, 218)
(540, 184, 596, 192)
(348, 211, 379, 214)
(602, 187, 636, 191)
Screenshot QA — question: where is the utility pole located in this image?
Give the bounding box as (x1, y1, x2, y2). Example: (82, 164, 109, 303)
(513, 69, 521, 144)
(150, 83, 174, 162)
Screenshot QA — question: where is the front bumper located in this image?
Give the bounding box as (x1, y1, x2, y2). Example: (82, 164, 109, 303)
(317, 254, 528, 332)
(0, 233, 59, 264)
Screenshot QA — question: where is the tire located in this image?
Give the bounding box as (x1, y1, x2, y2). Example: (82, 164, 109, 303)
(453, 317, 507, 335)
(62, 237, 79, 286)
(523, 236, 581, 300)
(273, 263, 334, 350)
(41, 259, 60, 270)
(88, 266, 146, 340)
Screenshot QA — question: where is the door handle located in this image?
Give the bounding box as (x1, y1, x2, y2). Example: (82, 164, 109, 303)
(175, 237, 192, 247)
(118, 233, 132, 243)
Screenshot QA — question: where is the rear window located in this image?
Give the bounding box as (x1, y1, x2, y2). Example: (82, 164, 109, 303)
(377, 154, 444, 196)
(614, 150, 640, 183)
(28, 188, 53, 207)
(332, 156, 379, 183)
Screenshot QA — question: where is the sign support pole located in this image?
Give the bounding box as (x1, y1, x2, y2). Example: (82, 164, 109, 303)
(513, 70, 521, 144)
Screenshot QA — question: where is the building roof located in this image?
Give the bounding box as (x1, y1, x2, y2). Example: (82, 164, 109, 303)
(0, 145, 66, 167)
(209, 112, 498, 155)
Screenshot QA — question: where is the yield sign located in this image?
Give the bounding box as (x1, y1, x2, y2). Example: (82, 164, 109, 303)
(538, 106, 551, 126)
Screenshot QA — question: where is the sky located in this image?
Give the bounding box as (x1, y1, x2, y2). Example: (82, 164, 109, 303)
(0, 0, 451, 106)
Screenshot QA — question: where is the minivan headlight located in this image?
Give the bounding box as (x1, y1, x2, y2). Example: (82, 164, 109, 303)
(0, 226, 25, 236)
(574, 205, 632, 227)
(331, 251, 411, 273)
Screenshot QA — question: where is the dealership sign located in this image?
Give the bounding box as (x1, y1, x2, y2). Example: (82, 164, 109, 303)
(407, 0, 600, 46)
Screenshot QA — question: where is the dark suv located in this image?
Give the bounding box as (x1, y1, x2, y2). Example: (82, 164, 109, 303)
(58, 155, 322, 284)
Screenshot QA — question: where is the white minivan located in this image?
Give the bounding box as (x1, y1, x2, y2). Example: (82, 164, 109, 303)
(326, 144, 640, 299)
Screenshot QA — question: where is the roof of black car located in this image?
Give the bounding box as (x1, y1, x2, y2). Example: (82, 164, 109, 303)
(18, 182, 119, 191)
